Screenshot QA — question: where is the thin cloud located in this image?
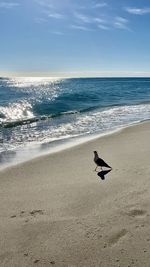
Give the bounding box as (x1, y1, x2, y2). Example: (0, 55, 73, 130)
(114, 21, 126, 29)
(116, 16, 128, 23)
(48, 12, 65, 19)
(74, 13, 107, 26)
(71, 24, 91, 31)
(34, 17, 47, 24)
(94, 17, 106, 24)
(51, 31, 64, 35)
(34, 0, 53, 9)
(93, 2, 108, 8)
(125, 7, 150, 15)
(98, 24, 109, 30)
(0, 2, 19, 8)
(113, 16, 129, 30)
(74, 12, 92, 23)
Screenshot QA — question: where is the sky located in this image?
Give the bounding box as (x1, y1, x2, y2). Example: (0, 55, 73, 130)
(0, 0, 150, 77)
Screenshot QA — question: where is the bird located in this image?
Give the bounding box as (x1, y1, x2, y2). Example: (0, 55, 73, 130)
(93, 151, 112, 171)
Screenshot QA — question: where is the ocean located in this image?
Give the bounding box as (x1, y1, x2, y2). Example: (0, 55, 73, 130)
(0, 77, 150, 168)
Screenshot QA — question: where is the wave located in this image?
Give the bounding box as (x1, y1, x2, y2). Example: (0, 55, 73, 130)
(0, 110, 80, 128)
(1, 102, 150, 129)
(0, 102, 132, 129)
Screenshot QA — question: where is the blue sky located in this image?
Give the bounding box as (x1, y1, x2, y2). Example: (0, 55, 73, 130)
(0, 0, 150, 77)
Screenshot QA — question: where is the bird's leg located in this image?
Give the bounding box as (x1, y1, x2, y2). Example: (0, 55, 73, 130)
(94, 166, 97, 172)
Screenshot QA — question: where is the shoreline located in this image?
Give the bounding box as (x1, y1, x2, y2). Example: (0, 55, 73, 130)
(0, 121, 150, 266)
(0, 119, 149, 171)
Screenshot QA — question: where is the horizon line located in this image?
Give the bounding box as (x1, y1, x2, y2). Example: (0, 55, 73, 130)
(1, 76, 150, 79)
(1, 71, 150, 78)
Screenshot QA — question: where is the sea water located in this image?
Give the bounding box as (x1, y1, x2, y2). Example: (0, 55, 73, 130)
(0, 77, 150, 167)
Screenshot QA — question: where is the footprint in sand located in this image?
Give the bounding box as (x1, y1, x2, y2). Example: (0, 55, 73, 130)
(10, 215, 17, 218)
(50, 261, 55, 265)
(24, 253, 28, 257)
(127, 209, 146, 217)
(29, 210, 44, 216)
(34, 259, 40, 264)
(85, 229, 103, 239)
(108, 229, 127, 246)
(10, 210, 44, 220)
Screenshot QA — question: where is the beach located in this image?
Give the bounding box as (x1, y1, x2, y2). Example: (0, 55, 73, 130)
(0, 121, 150, 267)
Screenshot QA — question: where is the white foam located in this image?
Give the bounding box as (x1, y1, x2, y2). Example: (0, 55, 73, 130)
(0, 100, 34, 123)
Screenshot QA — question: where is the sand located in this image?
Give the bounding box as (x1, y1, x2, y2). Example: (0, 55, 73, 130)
(0, 121, 150, 267)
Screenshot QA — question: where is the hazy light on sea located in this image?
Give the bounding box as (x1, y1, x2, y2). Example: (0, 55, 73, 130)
(5, 77, 64, 88)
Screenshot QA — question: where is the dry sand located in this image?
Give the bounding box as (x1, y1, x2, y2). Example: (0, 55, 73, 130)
(0, 122, 150, 267)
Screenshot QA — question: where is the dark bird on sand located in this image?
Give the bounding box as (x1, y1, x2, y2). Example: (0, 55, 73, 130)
(94, 151, 112, 171)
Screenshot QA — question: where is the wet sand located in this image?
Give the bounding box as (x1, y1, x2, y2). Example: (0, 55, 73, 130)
(0, 121, 150, 267)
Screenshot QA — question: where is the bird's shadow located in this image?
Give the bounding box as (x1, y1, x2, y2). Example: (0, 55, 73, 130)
(97, 169, 112, 180)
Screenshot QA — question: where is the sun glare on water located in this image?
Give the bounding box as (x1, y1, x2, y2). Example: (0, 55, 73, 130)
(6, 77, 63, 88)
